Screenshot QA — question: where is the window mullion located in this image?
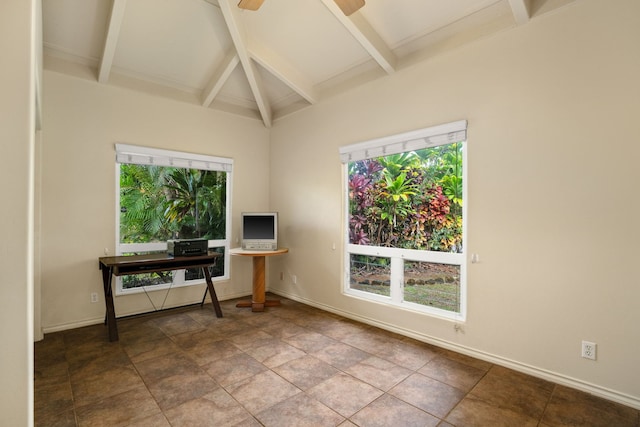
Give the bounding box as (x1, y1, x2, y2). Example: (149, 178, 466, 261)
(174, 269, 185, 285)
(390, 256, 404, 303)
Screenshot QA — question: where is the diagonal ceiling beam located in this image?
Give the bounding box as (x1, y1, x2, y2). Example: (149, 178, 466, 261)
(508, 0, 531, 25)
(218, 0, 272, 127)
(248, 38, 318, 105)
(201, 50, 239, 107)
(98, 0, 127, 84)
(319, 0, 396, 74)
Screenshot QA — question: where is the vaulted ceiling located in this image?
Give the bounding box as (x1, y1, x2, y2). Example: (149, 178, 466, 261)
(42, 0, 574, 127)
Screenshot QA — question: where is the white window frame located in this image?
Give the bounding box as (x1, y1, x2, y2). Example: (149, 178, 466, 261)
(114, 144, 233, 295)
(340, 120, 467, 321)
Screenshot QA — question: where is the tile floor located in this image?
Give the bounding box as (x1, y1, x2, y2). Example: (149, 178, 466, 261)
(35, 295, 639, 427)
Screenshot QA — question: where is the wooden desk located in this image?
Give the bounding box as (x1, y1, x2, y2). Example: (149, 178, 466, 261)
(230, 248, 288, 312)
(98, 251, 222, 341)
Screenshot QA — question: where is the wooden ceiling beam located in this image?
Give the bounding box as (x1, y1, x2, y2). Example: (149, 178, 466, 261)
(320, 0, 395, 74)
(248, 38, 318, 104)
(201, 50, 239, 107)
(98, 0, 127, 84)
(508, 0, 531, 25)
(218, 0, 272, 127)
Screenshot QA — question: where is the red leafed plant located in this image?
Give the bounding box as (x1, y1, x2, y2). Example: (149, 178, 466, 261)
(347, 143, 463, 253)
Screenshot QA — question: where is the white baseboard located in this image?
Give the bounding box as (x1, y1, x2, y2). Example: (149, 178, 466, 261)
(42, 317, 104, 334)
(272, 290, 640, 411)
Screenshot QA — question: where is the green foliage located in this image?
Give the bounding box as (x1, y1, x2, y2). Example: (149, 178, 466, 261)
(348, 142, 463, 252)
(379, 171, 417, 230)
(119, 165, 226, 244)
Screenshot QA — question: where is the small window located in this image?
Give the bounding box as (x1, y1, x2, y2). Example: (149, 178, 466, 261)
(340, 121, 467, 320)
(115, 144, 232, 295)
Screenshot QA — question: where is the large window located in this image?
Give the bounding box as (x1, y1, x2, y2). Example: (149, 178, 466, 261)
(115, 144, 232, 295)
(340, 121, 467, 320)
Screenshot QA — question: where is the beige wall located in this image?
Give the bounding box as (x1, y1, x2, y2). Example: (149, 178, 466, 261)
(1, 0, 37, 425)
(269, 0, 640, 406)
(40, 71, 270, 330)
(37, 0, 640, 410)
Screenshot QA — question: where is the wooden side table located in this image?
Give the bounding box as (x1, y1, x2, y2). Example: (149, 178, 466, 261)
(230, 248, 288, 312)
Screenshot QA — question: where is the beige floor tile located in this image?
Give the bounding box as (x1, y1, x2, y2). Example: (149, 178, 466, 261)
(307, 372, 384, 418)
(121, 335, 181, 363)
(34, 374, 74, 423)
(418, 354, 487, 392)
(340, 329, 391, 354)
(389, 373, 465, 418)
(469, 365, 554, 420)
(203, 352, 267, 387)
(146, 370, 220, 411)
(310, 340, 370, 370)
(541, 385, 639, 427)
(34, 296, 640, 427)
(255, 393, 345, 427)
(445, 395, 539, 427)
(351, 394, 440, 427)
(272, 354, 340, 390)
(133, 351, 201, 383)
(124, 413, 172, 427)
(244, 340, 306, 368)
(35, 408, 76, 427)
(163, 388, 254, 427)
(226, 371, 301, 414)
(283, 330, 338, 353)
(225, 370, 301, 413)
(345, 355, 413, 391)
(152, 312, 204, 336)
(70, 365, 145, 407)
(229, 329, 277, 351)
(373, 336, 438, 370)
(75, 384, 161, 427)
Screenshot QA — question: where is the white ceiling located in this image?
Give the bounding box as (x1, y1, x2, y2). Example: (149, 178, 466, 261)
(42, 0, 575, 127)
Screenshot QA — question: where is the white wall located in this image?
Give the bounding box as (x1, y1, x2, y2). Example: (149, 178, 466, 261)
(269, 0, 640, 407)
(0, 0, 38, 425)
(41, 71, 270, 331)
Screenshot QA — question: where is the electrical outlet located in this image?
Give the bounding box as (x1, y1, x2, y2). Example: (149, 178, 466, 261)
(581, 341, 597, 360)
(292, 275, 297, 285)
(91, 292, 99, 303)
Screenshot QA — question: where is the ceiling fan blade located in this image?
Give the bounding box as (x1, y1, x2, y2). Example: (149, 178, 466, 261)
(334, 0, 365, 16)
(237, 0, 265, 11)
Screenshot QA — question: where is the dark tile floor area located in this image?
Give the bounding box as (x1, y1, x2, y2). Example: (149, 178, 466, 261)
(35, 295, 639, 426)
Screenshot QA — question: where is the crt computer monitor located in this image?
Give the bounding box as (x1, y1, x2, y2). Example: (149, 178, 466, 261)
(241, 212, 278, 250)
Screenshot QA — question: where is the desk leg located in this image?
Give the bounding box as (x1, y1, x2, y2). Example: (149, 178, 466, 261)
(236, 255, 280, 312)
(101, 267, 119, 342)
(203, 267, 223, 318)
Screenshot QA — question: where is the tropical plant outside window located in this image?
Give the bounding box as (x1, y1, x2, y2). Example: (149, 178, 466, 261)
(342, 122, 466, 319)
(115, 145, 232, 295)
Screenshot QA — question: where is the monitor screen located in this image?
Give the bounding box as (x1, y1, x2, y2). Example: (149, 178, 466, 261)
(243, 215, 275, 239)
(241, 212, 278, 250)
